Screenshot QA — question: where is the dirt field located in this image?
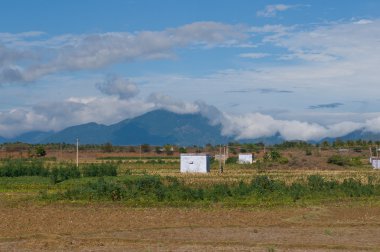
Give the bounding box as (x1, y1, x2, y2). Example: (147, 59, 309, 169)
(0, 202, 379, 251)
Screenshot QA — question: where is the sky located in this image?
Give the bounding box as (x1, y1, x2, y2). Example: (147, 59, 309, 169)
(1, 0, 380, 141)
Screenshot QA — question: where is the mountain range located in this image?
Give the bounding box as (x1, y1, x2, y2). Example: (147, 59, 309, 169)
(1, 109, 379, 146)
(0, 110, 233, 146)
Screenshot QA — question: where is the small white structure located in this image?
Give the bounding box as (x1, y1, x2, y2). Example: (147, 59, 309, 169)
(238, 153, 253, 164)
(180, 153, 210, 173)
(371, 158, 380, 169)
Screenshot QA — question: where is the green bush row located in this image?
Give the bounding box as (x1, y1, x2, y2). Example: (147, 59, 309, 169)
(53, 174, 380, 204)
(0, 159, 48, 177)
(0, 159, 118, 183)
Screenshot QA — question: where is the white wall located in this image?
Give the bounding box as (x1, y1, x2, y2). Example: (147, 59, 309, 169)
(372, 159, 380, 169)
(238, 153, 252, 164)
(180, 154, 210, 173)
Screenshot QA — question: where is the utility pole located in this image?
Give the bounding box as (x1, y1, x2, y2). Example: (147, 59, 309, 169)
(222, 145, 226, 173)
(219, 145, 222, 174)
(76, 138, 79, 167)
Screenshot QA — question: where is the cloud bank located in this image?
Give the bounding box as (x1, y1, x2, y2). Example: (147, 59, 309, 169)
(0, 22, 248, 85)
(0, 87, 378, 142)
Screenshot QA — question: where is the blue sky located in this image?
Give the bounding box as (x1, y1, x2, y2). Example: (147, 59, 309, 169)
(1, 0, 380, 140)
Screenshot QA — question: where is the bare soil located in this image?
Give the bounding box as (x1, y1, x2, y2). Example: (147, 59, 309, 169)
(0, 202, 379, 251)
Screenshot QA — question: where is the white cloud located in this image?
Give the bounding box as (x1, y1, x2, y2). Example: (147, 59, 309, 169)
(1, 91, 380, 142)
(239, 53, 270, 59)
(354, 19, 373, 25)
(257, 4, 294, 18)
(96, 75, 139, 100)
(147, 93, 200, 114)
(219, 112, 364, 141)
(0, 22, 248, 85)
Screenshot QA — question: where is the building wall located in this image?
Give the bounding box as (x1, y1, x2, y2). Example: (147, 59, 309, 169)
(372, 159, 380, 169)
(238, 154, 252, 164)
(180, 154, 210, 173)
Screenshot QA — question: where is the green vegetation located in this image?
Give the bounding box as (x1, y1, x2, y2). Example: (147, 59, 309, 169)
(0, 159, 118, 183)
(327, 155, 362, 167)
(0, 159, 49, 177)
(50, 163, 81, 183)
(263, 150, 289, 164)
(96, 156, 179, 160)
(41, 174, 380, 206)
(82, 162, 118, 177)
(0, 144, 379, 208)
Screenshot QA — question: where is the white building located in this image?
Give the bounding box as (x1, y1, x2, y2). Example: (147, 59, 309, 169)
(180, 153, 210, 173)
(238, 153, 253, 164)
(371, 158, 380, 169)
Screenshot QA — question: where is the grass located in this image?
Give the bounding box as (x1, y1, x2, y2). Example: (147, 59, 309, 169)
(37, 173, 380, 207)
(97, 156, 179, 160)
(0, 176, 51, 192)
(1, 158, 380, 207)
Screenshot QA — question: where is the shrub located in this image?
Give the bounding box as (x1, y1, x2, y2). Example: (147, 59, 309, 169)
(226, 157, 238, 164)
(48, 174, 380, 205)
(50, 163, 81, 183)
(307, 175, 325, 191)
(0, 159, 49, 177)
(82, 162, 118, 177)
(207, 184, 232, 201)
(328, 155, 347, 166)
(327, 155, 362, 167)
(263, 150, 282, 162)
(251, 175, 276, 195)
(278, 157, 289, 164)
(341, 178, 374, 197)
(289, 183, 307, 202)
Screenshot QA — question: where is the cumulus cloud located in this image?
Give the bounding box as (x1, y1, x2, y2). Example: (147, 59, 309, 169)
(257, 4, 294, 18)
(0, 22, 248, 85)
(96, 75, 139, 100)
(220, 112, 364, 141)
(147, 93, 200, 114)
(0, 92, 380, 142)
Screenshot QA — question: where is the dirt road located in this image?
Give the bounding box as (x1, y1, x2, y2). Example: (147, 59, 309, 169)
(0, 203, 379, 251)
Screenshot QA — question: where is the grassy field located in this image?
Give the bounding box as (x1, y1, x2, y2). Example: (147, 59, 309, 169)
(0, 150, 380, 251)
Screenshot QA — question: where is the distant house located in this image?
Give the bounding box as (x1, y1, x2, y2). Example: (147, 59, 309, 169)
(371, 158, 380, 169)
(180, 153, 210, 173)
(238, 153, 253, 164)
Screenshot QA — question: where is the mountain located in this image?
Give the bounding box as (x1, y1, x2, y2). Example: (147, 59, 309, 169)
(10, 131, 54, 144)
(0, 131, 53, 144)
(41, 110, 232, 146)
(320, 129, 380, 143)
(3, 109, 380, 146)
(42, 123, 111, 144)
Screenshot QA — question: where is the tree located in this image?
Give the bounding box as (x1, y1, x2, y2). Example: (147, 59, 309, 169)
(141, 144, 151, 153)
(101, 142, 113, 153)
(164, 144, 174, 155)
(31, 145, 46, 157)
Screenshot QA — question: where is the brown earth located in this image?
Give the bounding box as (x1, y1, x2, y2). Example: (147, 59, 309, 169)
(0, 202, 379, 251)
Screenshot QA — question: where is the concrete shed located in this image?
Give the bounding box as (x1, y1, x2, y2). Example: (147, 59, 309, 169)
(180, 153, 210, 173)
(238, 153, 253, 164)
(371, 158, 380, 169)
